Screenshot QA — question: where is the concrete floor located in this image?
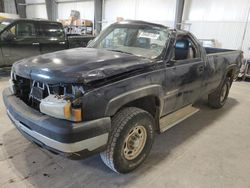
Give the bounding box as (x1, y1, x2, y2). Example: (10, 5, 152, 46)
(0, 71, 250, 188)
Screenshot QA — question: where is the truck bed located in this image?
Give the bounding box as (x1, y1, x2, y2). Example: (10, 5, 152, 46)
(68, 35, 95, 48)
(205, 47, 242, 81)
(205, 47, 236, 55)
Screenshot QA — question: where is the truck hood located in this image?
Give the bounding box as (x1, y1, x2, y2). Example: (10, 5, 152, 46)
(12, 48, 152, 84)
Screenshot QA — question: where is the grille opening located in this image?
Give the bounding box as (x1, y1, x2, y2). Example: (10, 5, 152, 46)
(13, 75, 31, 105)
(12, 75, 84, 112)
(13, 76, 70, 111)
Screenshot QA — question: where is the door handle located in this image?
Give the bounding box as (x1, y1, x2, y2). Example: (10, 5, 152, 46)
(32, 42, 40, 46)
(59, 42, 65, 45)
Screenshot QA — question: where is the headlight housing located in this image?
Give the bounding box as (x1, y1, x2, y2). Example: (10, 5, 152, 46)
(39, 85, 84, 122)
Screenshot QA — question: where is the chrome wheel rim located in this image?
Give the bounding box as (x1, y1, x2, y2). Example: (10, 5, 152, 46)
(220, 84, 228, 102)
(123, 125, 147, 160)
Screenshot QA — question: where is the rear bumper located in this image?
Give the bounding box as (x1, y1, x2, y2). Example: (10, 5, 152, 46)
(3, 87, 111, 156)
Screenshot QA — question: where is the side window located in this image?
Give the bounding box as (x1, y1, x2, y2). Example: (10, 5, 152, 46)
(38, 23, 65, 39)
(2, 22, 36, 40)
(174, 35, 198, 60)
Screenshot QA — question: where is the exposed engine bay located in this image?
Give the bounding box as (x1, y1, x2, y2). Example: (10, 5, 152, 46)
(10, 72, 84, 122)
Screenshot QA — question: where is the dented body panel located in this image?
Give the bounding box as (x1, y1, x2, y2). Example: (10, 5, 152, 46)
(3, 20, 242, 157)
(12, 48, 153, 84)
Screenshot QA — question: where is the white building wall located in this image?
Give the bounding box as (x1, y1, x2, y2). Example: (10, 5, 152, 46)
(57, 0, 94, 21)
(26, 4, 47, 19)
(26, 0, 45, 3)
(24, 0, 250, 58)
(183, 0, 250, 58)
(241, 22, 250, 58)
(25, 0, 47, 19)
(25, 0, 94, 21)
(184, 0, 250, 22)
(103, 0, 176, 28)
(3, 0, 16, 14)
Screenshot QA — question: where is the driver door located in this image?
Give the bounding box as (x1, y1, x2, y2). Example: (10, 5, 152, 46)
(173, 34, 205, 110)
(162, 33, 205, 116)
(1, 21, 40, 66)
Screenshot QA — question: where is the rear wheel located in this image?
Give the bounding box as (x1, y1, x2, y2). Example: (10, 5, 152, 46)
(100, 107, 155, 173)
(208, 78, 231, 109)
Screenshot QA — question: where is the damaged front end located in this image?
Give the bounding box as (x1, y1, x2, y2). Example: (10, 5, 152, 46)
(10, 71, 84, 122)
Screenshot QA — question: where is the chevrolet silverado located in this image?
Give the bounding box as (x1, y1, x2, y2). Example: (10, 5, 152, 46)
(3, 20, 242, 173)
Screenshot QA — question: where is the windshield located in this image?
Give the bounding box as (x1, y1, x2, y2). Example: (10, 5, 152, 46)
(90, 24, 169, 59)
(0, 20, 12, 32)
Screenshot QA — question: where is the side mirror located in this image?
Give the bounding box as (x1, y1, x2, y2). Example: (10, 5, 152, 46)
(1, 31, 15, 42)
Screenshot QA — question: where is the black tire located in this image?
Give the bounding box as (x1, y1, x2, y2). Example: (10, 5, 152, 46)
(208, 77, 231, 109)
(100, 107, 155, 173)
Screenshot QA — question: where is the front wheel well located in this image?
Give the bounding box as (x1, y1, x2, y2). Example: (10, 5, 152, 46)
(114, 96, 161, 131)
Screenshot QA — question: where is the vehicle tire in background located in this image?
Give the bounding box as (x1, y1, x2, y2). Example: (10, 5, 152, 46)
(100, 107, 155, 173)
(208, 77, 231, 109)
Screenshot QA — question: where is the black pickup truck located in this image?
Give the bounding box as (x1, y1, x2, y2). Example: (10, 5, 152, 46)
(0, 18, 94, 67)
(3, 20, 242, 173)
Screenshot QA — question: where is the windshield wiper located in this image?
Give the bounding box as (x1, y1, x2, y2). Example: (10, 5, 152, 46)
(108, 49, 134, 55)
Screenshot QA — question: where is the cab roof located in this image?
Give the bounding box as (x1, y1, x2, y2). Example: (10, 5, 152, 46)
(115, 20, 168, 29)
(114, 20, 189, 35)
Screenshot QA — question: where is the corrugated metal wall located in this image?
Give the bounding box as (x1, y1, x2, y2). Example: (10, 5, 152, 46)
(241, 22, 250, 58)
(25, 0, 94, 21)
(24, 0, 250, 57)
(0, 0, 4, 12)
(3, 0, 16, 14)
(57, 0, 94, 20)
(26, 4, 47, 19)
(25, 0, 47, 19)
(183, 0, 250, 58)
(103, 0, 176, 28)
(185, 22, 246, 48)
(183, 0, 250, 22)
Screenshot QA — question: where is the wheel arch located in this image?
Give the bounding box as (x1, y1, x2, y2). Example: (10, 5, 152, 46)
(220, 65, 236, 87)
(105, 85, 163, 128)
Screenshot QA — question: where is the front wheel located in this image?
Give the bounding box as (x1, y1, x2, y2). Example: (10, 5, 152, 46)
(208, 78, 231, 109)
(100, 107, 155, 173)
